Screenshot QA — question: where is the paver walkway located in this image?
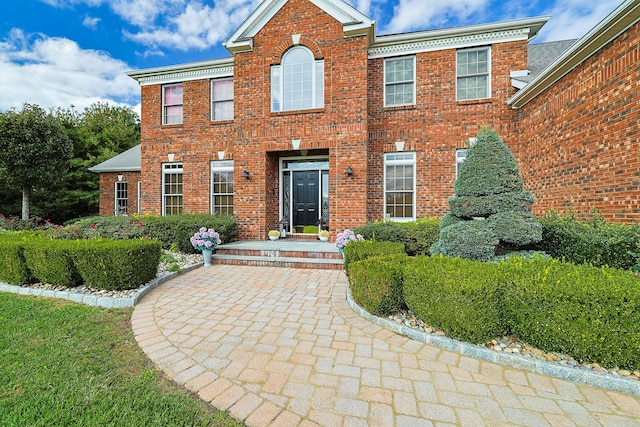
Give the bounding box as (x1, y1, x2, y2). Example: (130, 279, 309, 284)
(132, 266, 640, 426)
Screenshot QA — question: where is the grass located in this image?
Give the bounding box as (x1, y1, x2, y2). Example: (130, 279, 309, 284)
(0, 293, 244, 427)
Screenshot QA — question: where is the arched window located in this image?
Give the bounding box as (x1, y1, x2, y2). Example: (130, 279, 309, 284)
(271, 46, 324, 112)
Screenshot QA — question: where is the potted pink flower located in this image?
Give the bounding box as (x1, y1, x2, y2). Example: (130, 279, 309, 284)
(190, 227, 221, 266)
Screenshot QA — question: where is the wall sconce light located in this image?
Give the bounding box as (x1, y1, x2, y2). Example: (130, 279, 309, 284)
(345, 166, 353, 176)
(241, 170, 250, 179)
(117, 175, 123, 182)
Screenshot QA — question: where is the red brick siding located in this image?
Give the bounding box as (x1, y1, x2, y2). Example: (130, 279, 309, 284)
(97, 172, 141, 216)
(517, 21, 640, 221)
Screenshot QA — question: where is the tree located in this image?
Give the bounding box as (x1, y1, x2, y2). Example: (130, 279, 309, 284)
(431, 126, 542, 261)
(0, 104, 72, 220)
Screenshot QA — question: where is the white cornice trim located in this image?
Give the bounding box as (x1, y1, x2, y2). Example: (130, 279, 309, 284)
(369, 16, 549, 59)
(224, 0, 374, 54)
(509, 0, 640, 108)
(127, 58, 234, 86)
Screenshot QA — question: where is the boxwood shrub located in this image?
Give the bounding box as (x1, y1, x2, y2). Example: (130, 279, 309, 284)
(354, 217, 440, 256)
(23, 239, 82, 287)
(72, 239, 162, 290)
(501, 256, 640, 370)
(342, 240, 405, 274)
(348, 254, 409, 316)
(404, 255, 507, 344)
(0, 239, 31, 285)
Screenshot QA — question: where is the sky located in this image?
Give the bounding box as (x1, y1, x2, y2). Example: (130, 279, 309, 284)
(0, 0, 625, 114)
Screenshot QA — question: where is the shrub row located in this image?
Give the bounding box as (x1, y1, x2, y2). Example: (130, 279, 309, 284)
(56, 214, 238, 253)
(536, 211, 640, 270)
(0, 234, 162, 290)
(354, 217, 440, 256)
(346, 238, 640, 369)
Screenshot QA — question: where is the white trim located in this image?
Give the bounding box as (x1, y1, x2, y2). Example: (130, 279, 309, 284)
(383, 152, 416, 222)
(210, 160, 234, 215)
(383, 55, 416, 107)
(161, 162, 184, 216)
(127, 58, 233, 86)
(456, 46, 492, 101)
(509, 0, 640, 108)
(211, 77, 234, 121)
(162, 83, 183, 125)
(271, 46, 324, 112)
(369, 16, 548, 59)
(137, 180, 141, 215)
(114, 181, 128, 216)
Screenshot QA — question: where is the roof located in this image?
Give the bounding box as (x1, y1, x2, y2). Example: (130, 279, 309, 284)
(88, 145, 141, 173)
(510, 39, 577, 87)
(509, 0, 640, 108)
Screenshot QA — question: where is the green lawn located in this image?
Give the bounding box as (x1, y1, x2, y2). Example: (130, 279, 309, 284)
(0, 293, 244, 427)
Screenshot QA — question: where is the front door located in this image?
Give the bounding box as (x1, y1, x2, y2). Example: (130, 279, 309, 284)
(293, 171, 319, 228)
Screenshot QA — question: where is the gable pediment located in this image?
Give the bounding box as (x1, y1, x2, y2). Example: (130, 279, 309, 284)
(224, 0, 375, 53)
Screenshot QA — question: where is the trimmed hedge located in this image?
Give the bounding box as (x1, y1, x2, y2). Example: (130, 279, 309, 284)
(0, 239, 31, 285)
(536, 211, 640, 270)
(348, 254, 409, 316)
(24, 239, 82, 287)
(69, 214, 238, 253)
(354, 217, 440, 256)
(342, 240, 405, 274)
(501, 256, 640, 370)
(72, 239, 162, 291)
(404, 255, 506, 344)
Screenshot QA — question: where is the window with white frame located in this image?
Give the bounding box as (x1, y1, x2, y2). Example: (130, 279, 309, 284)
(384, 56, 415, 107)
(271, 46, 324, 112)
(456, 47, 490, 100)
(211, 160, 234, 215)
(384, 152, 416, 220)
(115, 181, 128, 216)
(162, 163, 183, 215)
(456, 149, 468, 177)
(162, 83, 183, 125)
(211, 78, 234, 121)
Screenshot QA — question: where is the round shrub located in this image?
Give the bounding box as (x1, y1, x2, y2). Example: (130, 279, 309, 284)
(404, 255, 507, 344)
(438, 221, 498, 261)
(348, 254, 409, 316)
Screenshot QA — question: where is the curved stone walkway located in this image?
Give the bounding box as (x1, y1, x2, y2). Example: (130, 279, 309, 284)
(131, 266, 640, 426)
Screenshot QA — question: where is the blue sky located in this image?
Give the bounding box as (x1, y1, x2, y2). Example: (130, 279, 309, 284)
(0, 0, 623, 114)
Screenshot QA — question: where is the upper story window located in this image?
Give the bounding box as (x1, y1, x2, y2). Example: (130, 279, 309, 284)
(457, 47, 491, 101)
(271, 46, 324, 112)
(211, 78, 234, 121)
(163, 83, 183, 125)
(384, 56, 415, 107)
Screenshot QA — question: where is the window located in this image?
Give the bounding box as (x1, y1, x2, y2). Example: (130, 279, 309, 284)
(211, 161, 234, 215)
(162, 163, 183, 215)
(384, 56, 415, 107)
(384, 152, 416, 221)
(271, 46, 324, 112)
(457, 47, 490, 100)
(456, 149, 468, 177)
(163, 83, 183, 124)
(211, 78, 233, 121)
(137, 181, 141, 215)
(115, 181, 128, 216)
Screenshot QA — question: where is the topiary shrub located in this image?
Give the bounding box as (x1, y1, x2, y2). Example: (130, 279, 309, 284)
(23, 239, 82, 287)
(342, 240, 405, 275)
(431, 126, 541, 261)
(436, 220, 498, 262)
(404, 255, 507, 344)
(348, 254, 409, 316)
(72, 239, 162, 290)
(501, 255, 640, 370)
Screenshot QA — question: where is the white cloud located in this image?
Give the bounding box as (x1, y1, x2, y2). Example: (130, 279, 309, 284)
(0, 29, 140, 112)
(346, 0, 371, 15)
(383, 0, 490, 34)
(535, 0, 622, 42)
(82, 16, 101, 29)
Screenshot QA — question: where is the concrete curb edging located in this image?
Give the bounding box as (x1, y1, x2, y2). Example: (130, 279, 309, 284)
(346, 287, 640, 397)
(0, 263, 203, 309)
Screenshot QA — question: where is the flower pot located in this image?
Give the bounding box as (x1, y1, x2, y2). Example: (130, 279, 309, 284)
(202, 249, 213, 266)
(319, 236, 329, 242)
(269, 235, 279, 241)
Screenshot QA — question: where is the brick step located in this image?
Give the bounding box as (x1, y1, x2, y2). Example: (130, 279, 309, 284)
(216, 248, 343, 260)
(211, 254, 343, 270)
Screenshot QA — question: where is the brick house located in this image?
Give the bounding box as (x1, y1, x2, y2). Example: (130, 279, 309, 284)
(91, 0, 639, 239)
